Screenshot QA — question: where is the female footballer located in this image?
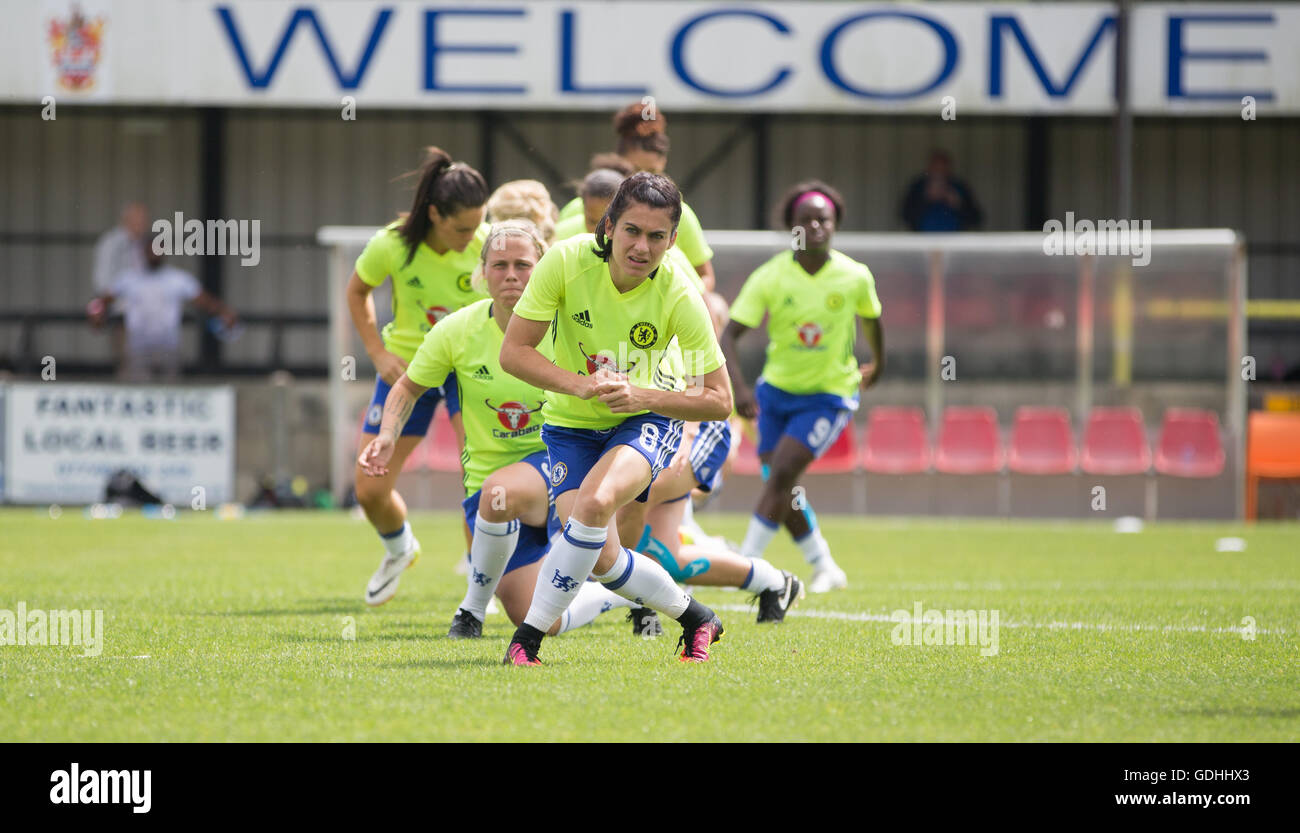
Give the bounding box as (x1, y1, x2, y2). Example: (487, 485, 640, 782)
(349, 147, 489, 607)
(558, 104, 716, 290)
(719, 181, 884, 593)
(499, 173, 733, 665)
(359, 220, 636, 637)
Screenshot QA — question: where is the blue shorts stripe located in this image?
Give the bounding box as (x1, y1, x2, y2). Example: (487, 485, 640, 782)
(689, 421, 725, 467)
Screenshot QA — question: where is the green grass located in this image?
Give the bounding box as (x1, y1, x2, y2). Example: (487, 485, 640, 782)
(1, 508, 1297, 741)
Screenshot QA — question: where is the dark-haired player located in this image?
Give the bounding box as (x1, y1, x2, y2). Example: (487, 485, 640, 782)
(499, 173, 733, 665)
(360, 220, 636, 637)
(560, 106, 715, 290)
(349, 147, 490, 607)
(719, 181, 884, 593)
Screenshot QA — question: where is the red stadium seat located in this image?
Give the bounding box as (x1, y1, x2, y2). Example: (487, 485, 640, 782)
(426, 407, 464, 472)
(934, 407, 1003, 474)
(1008, 406, 1076, 474)
(1154, 409, 1225, 477)
(1079, 407, 1151, 475)
(732, 427, 762, 476)
(861, 407, 930, 473)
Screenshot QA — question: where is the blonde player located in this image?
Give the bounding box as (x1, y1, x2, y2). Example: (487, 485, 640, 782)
(360, 220, 636, 637)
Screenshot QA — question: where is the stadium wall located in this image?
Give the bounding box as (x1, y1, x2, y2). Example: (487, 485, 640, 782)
(0, 106, 1296, 379)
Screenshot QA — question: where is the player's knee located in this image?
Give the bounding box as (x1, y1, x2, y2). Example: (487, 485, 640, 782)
(576, 488, 619, 526)
(477, 478, 514, 523)
(353, 477, 390, 509)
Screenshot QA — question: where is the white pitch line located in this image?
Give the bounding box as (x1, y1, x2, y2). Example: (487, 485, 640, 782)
(715, 604, 1288, 636)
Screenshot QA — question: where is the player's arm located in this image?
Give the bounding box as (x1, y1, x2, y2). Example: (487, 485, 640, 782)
(859, 316, 884, 389)
(501, 315, 607, 399)
(345, 271, 407, 385)
(718, 319, 756, 419)
(857, 267, 885, 389)
(595, 365, 732, 421)
(693, 259, 716, 292)
(358, 373, 430, 476)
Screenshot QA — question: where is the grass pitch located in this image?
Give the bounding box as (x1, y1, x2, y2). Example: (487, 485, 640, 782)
(1, 508, 1297, 741)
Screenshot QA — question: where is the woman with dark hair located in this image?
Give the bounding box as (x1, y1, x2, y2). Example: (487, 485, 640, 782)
(719, 180, 884, 594)
(349, 146, 490, 607)
(498, 172, 734, 665)
(559, 105, 716, 289)
(359, 220, 636, 638)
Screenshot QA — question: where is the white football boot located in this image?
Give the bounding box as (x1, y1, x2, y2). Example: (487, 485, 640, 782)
(808, 561, 848, 593)
(363, 540, 420, 606)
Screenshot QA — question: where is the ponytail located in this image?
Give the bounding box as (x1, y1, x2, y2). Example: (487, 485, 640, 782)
(396, 146, 489, 266)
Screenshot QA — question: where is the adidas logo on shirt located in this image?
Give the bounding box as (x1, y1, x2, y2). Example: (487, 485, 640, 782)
(571, 310, 593, 328)
(783, 296, 795, 307)
(407, 276, 424, 289)
(472, 365, 493, 380)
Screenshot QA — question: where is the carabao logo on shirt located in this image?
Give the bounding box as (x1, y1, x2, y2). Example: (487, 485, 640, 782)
(419, 301, 451, 328)
(797, 322, 823, 348)
(578, 342, 639, 376)
(485, 399, 544, 435)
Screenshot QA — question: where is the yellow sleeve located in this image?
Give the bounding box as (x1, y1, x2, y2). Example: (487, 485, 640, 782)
(728, 262, 770, 329)
(856, 264, 883, 319)
(670, 286, 726, 378)
(406, 314, 456, 389)
(355, 227, 403, 287)
(673, 201, 713, 267)
(512, 242, 567, 323)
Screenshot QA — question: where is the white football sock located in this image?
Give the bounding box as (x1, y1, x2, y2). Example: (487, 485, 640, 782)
(741, 556, 786, 593)
(379, 522, 415, 557)
(796, 528, 836, 568)
(740, 514, 778, 559)
(556, 582, 633, 634)
(522, 519, 605, 632)
(458, 514, 518, 621)
(594, 547, 691, 619)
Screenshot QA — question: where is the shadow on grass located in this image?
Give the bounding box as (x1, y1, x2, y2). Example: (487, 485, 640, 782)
(200, 598, 365, 617)
(276, 632, 439, 644)
(378, 657, 512, 670)
(1182, 706, 1300, 719)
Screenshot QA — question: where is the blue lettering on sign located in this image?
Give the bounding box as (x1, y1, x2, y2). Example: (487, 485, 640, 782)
(989, 14, 1115, 98)
(559, 11, 645, 95)
(670, 10, 792, 97)
(820, 11, 958, 99)
(1167, 14, 1275, 101)
(216, 6, 392, 89)
(424, 8, 526, 93)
